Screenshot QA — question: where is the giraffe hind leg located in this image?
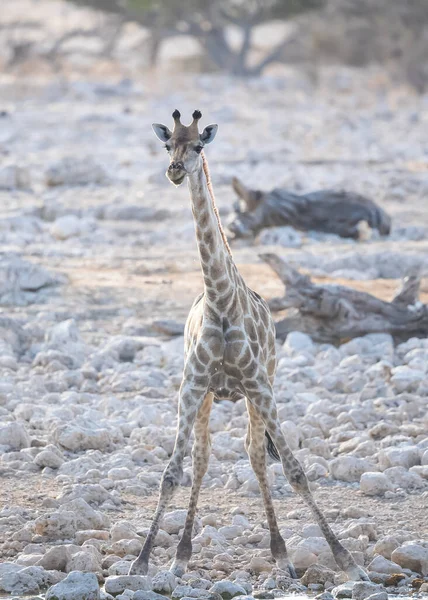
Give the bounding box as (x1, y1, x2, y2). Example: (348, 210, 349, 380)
(246, 399, 297, 578)
(245, 384, 369, 582)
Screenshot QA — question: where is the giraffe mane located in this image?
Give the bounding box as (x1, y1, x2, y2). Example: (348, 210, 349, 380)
(201, 151, 232, 257)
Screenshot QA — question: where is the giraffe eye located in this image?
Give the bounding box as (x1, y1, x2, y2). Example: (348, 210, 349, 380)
(195, 145, 203, 154)
(165, 144, 171, 152)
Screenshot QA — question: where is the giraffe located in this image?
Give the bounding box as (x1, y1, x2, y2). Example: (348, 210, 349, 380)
(128, 110, 369, 582)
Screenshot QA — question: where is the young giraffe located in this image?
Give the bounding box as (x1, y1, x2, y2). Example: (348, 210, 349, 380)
(129, 110, 368, 581)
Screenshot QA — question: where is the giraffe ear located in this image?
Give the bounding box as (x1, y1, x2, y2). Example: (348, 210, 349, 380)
(152, 123, 172, 142)
(200, 124, 218, 145)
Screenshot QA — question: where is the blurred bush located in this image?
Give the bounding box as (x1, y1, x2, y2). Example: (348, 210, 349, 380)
(1, 0, 427, 91)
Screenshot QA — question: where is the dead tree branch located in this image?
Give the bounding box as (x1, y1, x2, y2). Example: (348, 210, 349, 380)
(260, 252, 428, 344)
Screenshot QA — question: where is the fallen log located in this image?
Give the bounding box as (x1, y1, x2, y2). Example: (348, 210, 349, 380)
(227, 177, 391, 240)
(260, 252, 428, 344)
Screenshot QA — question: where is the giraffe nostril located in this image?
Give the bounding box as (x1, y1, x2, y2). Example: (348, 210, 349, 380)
(169, 161, 184, 171)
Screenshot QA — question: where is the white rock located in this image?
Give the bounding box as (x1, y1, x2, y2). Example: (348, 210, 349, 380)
(351, 581, 384, 600)
(46, 156, 108, 187)
(50, 215, 82, 240)
(280, 420, 300, 451)
(209, 580, 247, 599)
(391, 544, 428, 575)
(108, 467, 133, 480)
(161, 510, 201, 535)
(152, 570, 177, 594)
(0, 565, 42, 595)
(390, 366, 425, 392)
(110, 539, 142, 557)
(248, 556, 272, 573)
(384, 466, 426, 489)
(0, 422, 31, 450)
(111, 521, 140, 542)
(34, 448, 64, 469)
(330, 456, 374, 482)
(54, 423, 113, 451)
(105, 575, 152, 595)
(34, 511, 77, 540)
(367, 555, 402, 574)
(66, 550, 101, 573)
(360, 473, 393, 496)
(0, 165, 30, 189)
(283, 332, 315, 355)
(291, 546, 318, 569)
(297, 536, 330, 556)
(60, 498, 109, 530)
(378, 446, 420, 470)
(37, 545, 72, 571)
(46, 571, 100, 600)
(300, 563, 336, 585)
(218, 525, 243, 540)
(373, 536, 401, 560)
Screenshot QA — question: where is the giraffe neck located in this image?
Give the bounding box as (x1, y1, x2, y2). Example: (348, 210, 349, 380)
(187, 152, 236, 304)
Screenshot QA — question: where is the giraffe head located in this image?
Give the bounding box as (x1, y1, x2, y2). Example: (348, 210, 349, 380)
(152, 110, 218, 186)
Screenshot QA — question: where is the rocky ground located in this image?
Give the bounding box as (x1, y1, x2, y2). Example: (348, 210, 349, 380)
(1, 7, 428, 598)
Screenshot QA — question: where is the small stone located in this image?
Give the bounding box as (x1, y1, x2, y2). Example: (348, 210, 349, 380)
(332, 582, 355, 598)
(34, 511, 77, 540)
(301, 564, 337, 585)
(209, 581, 247, 599)
(360, 473, 392, 496)
(391, 544, 428, 575)
(45, 571, 100, 600)
(315, 593, 334, 600)
(249, 557, 272, 573)
(351, 581, 383, 600)
(162, 510, 201, 535)
(383, 466, 425, 489)
(373, 536, 401, 560)
(34, 449, 63, 469)
(365, 593, 388, 600)
(105, 576, 152, 595)
(330, 457, 374, 483)
(378, 447, 420, 470)
(75, 530, 110, 545)
(134, 593, 169, 600)
(0, 422, 31, 450)
(290, 546, 318, 570)
(46, 156, 108, 187)
(152, 571, 177, 595)
(283, 332, 314, 355)
(367, 556, 403, 574)
(66, 551, 101, 573)
(50, 215, 82, 240)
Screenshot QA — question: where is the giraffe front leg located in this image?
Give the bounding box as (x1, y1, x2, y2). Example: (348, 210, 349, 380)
(245, 383, 369, 582)
(170, 392, 213, 577)
(128, 381, 208, 576)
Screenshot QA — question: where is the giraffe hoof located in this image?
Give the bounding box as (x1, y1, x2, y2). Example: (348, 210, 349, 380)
(276, 559, 298, 579)
(128, 558, 148, 576)
(288, 563, 298, 579)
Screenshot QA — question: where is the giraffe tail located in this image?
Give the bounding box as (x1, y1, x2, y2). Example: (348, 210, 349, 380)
(265, 431, 280, 461)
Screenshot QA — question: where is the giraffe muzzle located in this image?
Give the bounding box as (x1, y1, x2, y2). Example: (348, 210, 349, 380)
(167, 161, 187, 186)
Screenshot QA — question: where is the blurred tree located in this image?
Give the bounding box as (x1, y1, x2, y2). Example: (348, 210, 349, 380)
(64, 0, 325, 75)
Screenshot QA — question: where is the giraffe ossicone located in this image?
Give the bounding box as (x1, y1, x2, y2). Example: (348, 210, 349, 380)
(128, 111, 370, 583)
